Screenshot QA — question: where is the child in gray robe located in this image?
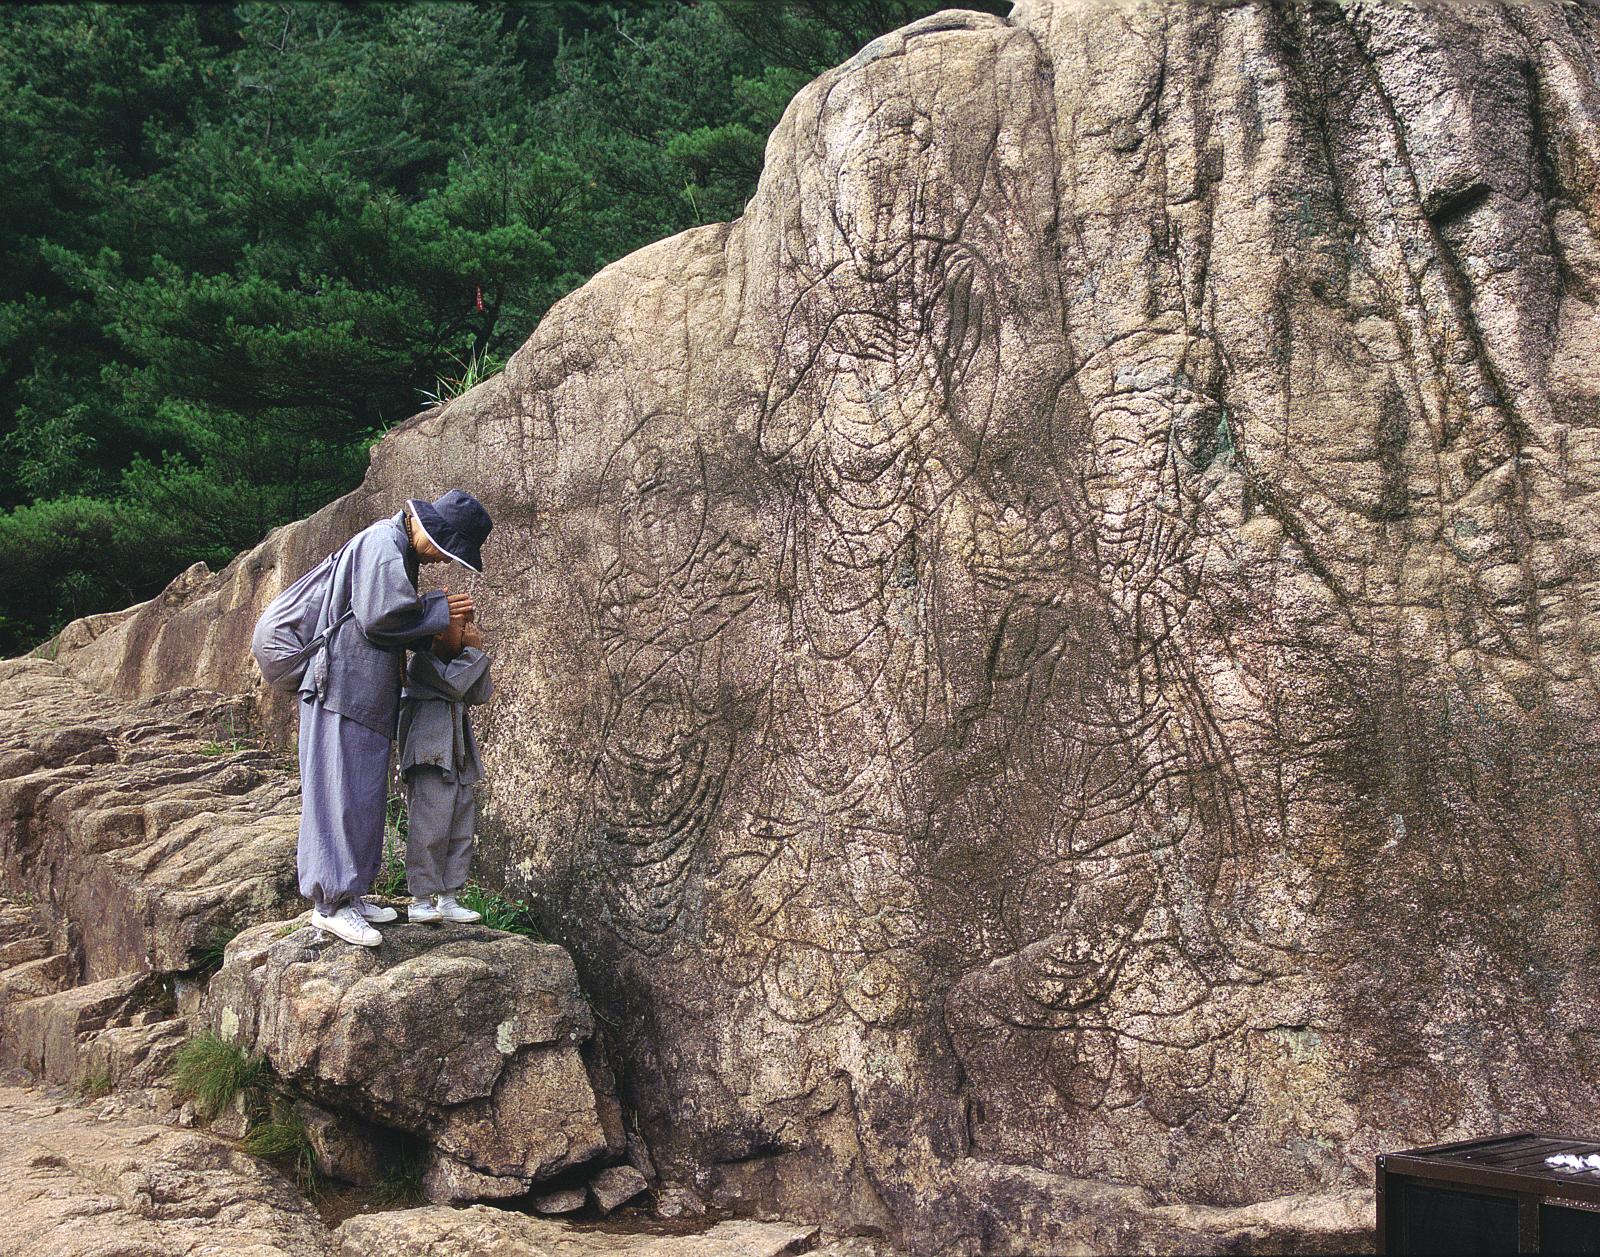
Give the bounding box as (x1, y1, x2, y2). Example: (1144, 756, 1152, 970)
(398, 619, 492, 923)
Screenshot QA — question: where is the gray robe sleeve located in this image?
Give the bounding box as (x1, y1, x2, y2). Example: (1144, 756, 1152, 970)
(462, 650, 493, 707)
(408, 648, 491, 702)
(350, 543, 450, 648)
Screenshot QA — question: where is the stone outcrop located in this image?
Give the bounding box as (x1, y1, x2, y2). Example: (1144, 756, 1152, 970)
(204, 918, 623, 1201)
(39, 0, 1600, 1251)
(0, 657, 302, 980)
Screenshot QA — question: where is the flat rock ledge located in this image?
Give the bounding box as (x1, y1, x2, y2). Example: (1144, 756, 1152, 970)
(4, 1083, 329, 1257)
(2, 1083, 829, 1257)
(335, 1206, 819, 1257)
(204, 917, 626, 1201)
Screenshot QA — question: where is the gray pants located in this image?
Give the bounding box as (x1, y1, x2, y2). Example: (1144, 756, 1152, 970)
(404, 766, 475, 896)
(297, 698, 390, 910)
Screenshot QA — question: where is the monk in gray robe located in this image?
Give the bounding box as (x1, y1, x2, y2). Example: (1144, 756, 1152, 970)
(297, 489, 492, 946)
(398, 617, 492, 924)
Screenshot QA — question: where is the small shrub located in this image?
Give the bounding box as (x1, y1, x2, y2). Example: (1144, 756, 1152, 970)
(171, 1032, 265, 1118)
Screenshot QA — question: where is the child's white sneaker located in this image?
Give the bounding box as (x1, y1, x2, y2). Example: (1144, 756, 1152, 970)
(356, 896, 397, 923)
(311, 903, 381, 947)
(408, 897, 442, 925)
(436, 893, 482, 924)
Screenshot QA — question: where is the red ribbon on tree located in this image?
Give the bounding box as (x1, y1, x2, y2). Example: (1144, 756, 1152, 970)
(474, 284, 485, 313)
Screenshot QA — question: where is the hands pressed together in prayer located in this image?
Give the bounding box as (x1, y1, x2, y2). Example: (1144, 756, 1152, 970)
(433, 588, 481, 658)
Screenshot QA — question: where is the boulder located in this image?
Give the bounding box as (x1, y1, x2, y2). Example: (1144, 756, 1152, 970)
(42, 0, 1600, 1251)
(654, 1185, 707, 1220)
(532, 1185, 589, 1214)
(591, 1162, 650, 1213)
(333, 1207, 819, 1257)
(204, 918, 618, 1198)
(2, 1083, 327, 1257)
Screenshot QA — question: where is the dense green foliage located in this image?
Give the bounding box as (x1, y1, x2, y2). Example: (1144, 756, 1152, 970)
(0, 1, 1002, 654)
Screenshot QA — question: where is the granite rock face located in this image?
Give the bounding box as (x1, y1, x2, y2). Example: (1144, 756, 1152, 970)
(204, 918, 621, 1200)
(48, 0, 1600, 1251)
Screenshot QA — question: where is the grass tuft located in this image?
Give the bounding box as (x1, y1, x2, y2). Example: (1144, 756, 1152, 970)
(373, 1143, 428, 1206)
(75, 1068, 112, 1099)
(416, 346, 504, 409)
(242, 1104, 321, 1195)
(370, 791, 409, 898)
(171, 1032, 265, 1118)
(457, 883, 546, 941)
(193, 924, 237, 974)
(380, 787, 549, 941)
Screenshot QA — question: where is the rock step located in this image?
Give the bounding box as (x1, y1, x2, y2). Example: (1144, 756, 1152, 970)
(207, 917, 629, 1204)
(6, 1080, 834, 1257)
(0, 971, 179, 1088)
(0, 658, 302, 983)
(0, 951, 74, 1012)
(0, 895, 63, 993)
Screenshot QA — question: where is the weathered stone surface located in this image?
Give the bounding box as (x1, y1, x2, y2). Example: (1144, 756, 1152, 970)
(78, 1013, 189, 1091)
(333, 1207, 819, 1257)
(0, 952, 73, 1009)
(295, 1100, 387, 1188)
(591, 1162, 650, 1212)
(533, 1185, 589, 1214)
(0, 972, 168, 1084)
(0, 657, 302, 980)
(945, 1158, 1372, 1257)
(421, 1148, 533, 1203)
(205, 918, 614, 1196)
(1, 1083, 328, 1256)
(41, 0, 1600, 1251)
(653, 1184, 707, 1220)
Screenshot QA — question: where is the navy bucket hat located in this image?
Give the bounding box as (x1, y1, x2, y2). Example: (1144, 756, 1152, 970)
(406, 489, 493, 573)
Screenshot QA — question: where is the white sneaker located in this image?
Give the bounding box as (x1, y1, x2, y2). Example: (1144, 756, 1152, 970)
(311, 903, 381, 947)
(436, 893, 482, 924)
(356, 896, 397, 924)
(408, 897, 442, 925)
